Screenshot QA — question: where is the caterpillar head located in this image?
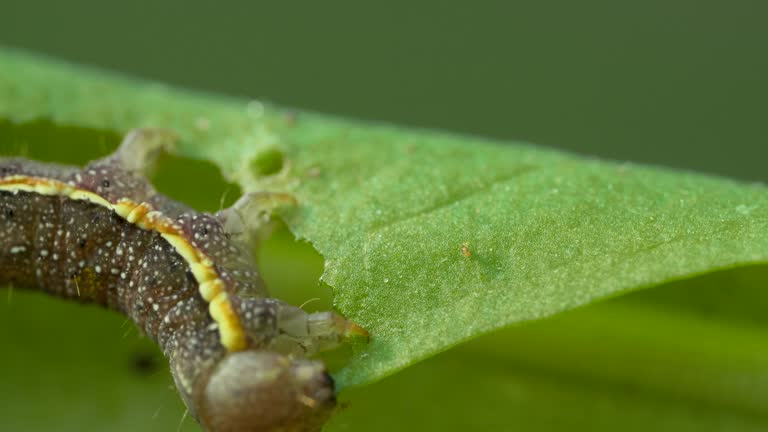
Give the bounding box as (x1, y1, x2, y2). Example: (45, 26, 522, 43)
(197, 351, 335, 432)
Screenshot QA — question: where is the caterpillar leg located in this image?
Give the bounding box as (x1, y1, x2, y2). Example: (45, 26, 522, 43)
(216, 192, 297, 243)
(109, 128, 178, 175)
(277, 306, 369, 356)
(235, 298, 368, 356)
(75, 129, 178, 203)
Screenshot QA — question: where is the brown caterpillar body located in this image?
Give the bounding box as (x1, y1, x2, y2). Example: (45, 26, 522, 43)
(0, 130, 366, 432)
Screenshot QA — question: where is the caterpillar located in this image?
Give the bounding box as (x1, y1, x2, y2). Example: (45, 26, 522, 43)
(0, 129, 367, 432)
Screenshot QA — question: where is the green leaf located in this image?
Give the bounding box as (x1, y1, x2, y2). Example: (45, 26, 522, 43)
(1, 49, 768, 431)
(331, 267, 768, 432)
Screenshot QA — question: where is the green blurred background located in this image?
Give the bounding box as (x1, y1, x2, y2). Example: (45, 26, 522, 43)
(1, 1, 766, 181)
(1, 1, 768, 431)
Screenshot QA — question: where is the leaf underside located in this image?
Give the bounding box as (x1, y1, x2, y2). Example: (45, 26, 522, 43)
(1, 49, 767, 431)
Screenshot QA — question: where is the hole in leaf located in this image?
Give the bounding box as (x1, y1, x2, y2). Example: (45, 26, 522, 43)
(256, 219, 330, 311)
(0, 118, 242, 212)
(151, 152, 241, 212)
(249, 146, 284, 177)
(0, 118, 120, 163)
